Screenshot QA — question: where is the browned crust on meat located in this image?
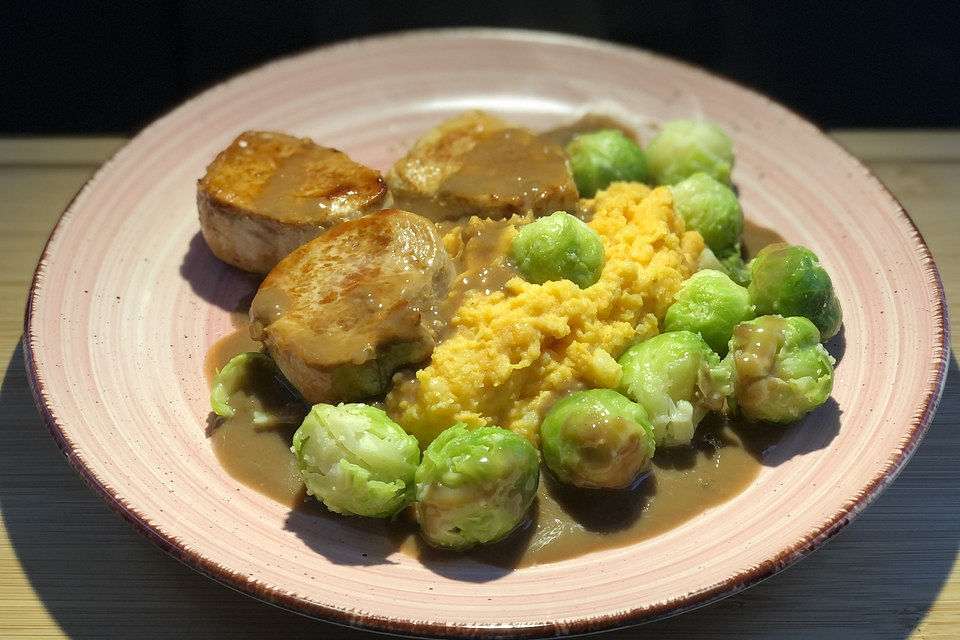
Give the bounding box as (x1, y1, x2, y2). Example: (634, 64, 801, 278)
(199, 131, 387, 218)
(249, 209, 454, 403)
(386, 111, 578, 220)
(197, 131, 388, 273)
(386, 111, 507, 219)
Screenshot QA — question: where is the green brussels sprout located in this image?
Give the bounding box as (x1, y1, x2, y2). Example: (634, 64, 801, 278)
(719, 252, 753, 287)
(748, 243, 842, 340)
(618, 331, 733, 447)
(696, 246, 725, 271)
(511, 210, 605, 288)
(645, 120, 735, 186)
(697, 247, 751, 286)
(328, 342, 427, 401)
(415, 423, 539, 549)
(210, 351, 303, 425)
(728, 315, 835, 423)
(565, 130, 649, 198)
(664, 270, 755, 356)
(670, 172, 744, 258)
(540, 389, 655, 489)
(291, 403, 420, 518)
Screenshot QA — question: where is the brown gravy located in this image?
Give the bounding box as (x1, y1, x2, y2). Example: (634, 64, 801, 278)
(435, 216, 522, 329)
(439, 128, 573, 209)
(205, 330, 310, 504)
(203, 328, 261, 384)
(742, 219, 786, 259)
(400, 416, 776, 568)
(203, 144, 789, 569)
(540, 114, 640, 147)
(252, 151, 330, 223)
(250, 143, 384, 224)
(207, 328, 776, 568)
(208, 388, 307, 506)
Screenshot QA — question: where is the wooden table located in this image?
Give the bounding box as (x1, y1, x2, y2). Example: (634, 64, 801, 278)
(1, 133, 957, 639)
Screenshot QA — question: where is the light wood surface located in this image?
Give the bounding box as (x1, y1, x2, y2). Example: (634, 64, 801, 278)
(1, 132, 957, 639)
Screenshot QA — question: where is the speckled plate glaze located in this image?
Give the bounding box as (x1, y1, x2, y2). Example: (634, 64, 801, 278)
(25, 29, 948, 637)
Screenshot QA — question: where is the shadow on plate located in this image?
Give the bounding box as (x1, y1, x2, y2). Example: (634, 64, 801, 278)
(4, 341, 955, 639)
(284, 494, 533, 581)
(405, 502, 538, 582)
(180, 231, 261, 312)
(542, 468, 655, 533)
(825, 324, 847, 364)
(652, 415, 742, 471)
(204, 411, 219, 438)
(747, 397, 843, 468)
(281, 505, 404, 568)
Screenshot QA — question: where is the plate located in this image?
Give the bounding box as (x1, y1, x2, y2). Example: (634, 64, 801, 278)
(24, 29, 948, 636)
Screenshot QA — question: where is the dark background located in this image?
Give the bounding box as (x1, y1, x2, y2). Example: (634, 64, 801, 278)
(3, 1, 958, 134)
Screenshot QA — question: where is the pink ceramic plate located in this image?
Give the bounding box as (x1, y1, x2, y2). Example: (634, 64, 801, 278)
(25, 29, 947, 637)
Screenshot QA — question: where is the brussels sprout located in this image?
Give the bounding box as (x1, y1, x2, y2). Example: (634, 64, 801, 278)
(328, 342, 426, 401)
(618, 331, 733, 447)
(291, 403, 420, 518)
(415, 423, 539, 549)
(729, 315, 835, 423)
(210, 351, 303, 425)
(748, 243, 842, 340)
(697, 247, 751, 286)
(696, 246, 726, 273)
(670, 172, 744, 258)
(665, 270, 755, 356)
(719, 252, 753, 287)
(540, 389, 655, 489)
(645, 120, 735, 186)
(511, 210, 605, 288)
(565, 130, 649, 198)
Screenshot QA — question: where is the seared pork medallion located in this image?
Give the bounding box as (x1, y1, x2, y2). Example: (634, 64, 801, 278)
(198, 131, 387, 273)
(248, 208, 454, 404)
(386, 110, 579, 221)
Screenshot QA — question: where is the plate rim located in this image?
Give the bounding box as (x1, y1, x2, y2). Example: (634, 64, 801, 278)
(22, 27, 951, 638)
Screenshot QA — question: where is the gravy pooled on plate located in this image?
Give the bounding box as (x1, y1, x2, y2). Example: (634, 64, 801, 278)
(206, 327, 777, 568)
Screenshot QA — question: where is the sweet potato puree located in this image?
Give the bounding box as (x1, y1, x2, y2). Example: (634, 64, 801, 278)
(387, 183, 703, 446)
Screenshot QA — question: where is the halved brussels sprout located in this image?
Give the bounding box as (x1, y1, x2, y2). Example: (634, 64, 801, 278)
(618, 331, 733, 447)
(511, 210, 605, 288)
(664, 269, 755, 355)
(748, 243, 842, 340)
(415, 423, 539, 549)
(728, 315, 835, 423)
(210, 351, 303, 425)
(566, 129, 649, 197)
(645, 120, 735, 186)
(540, 389, 655, 489)
(291, 403, 420, 518)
